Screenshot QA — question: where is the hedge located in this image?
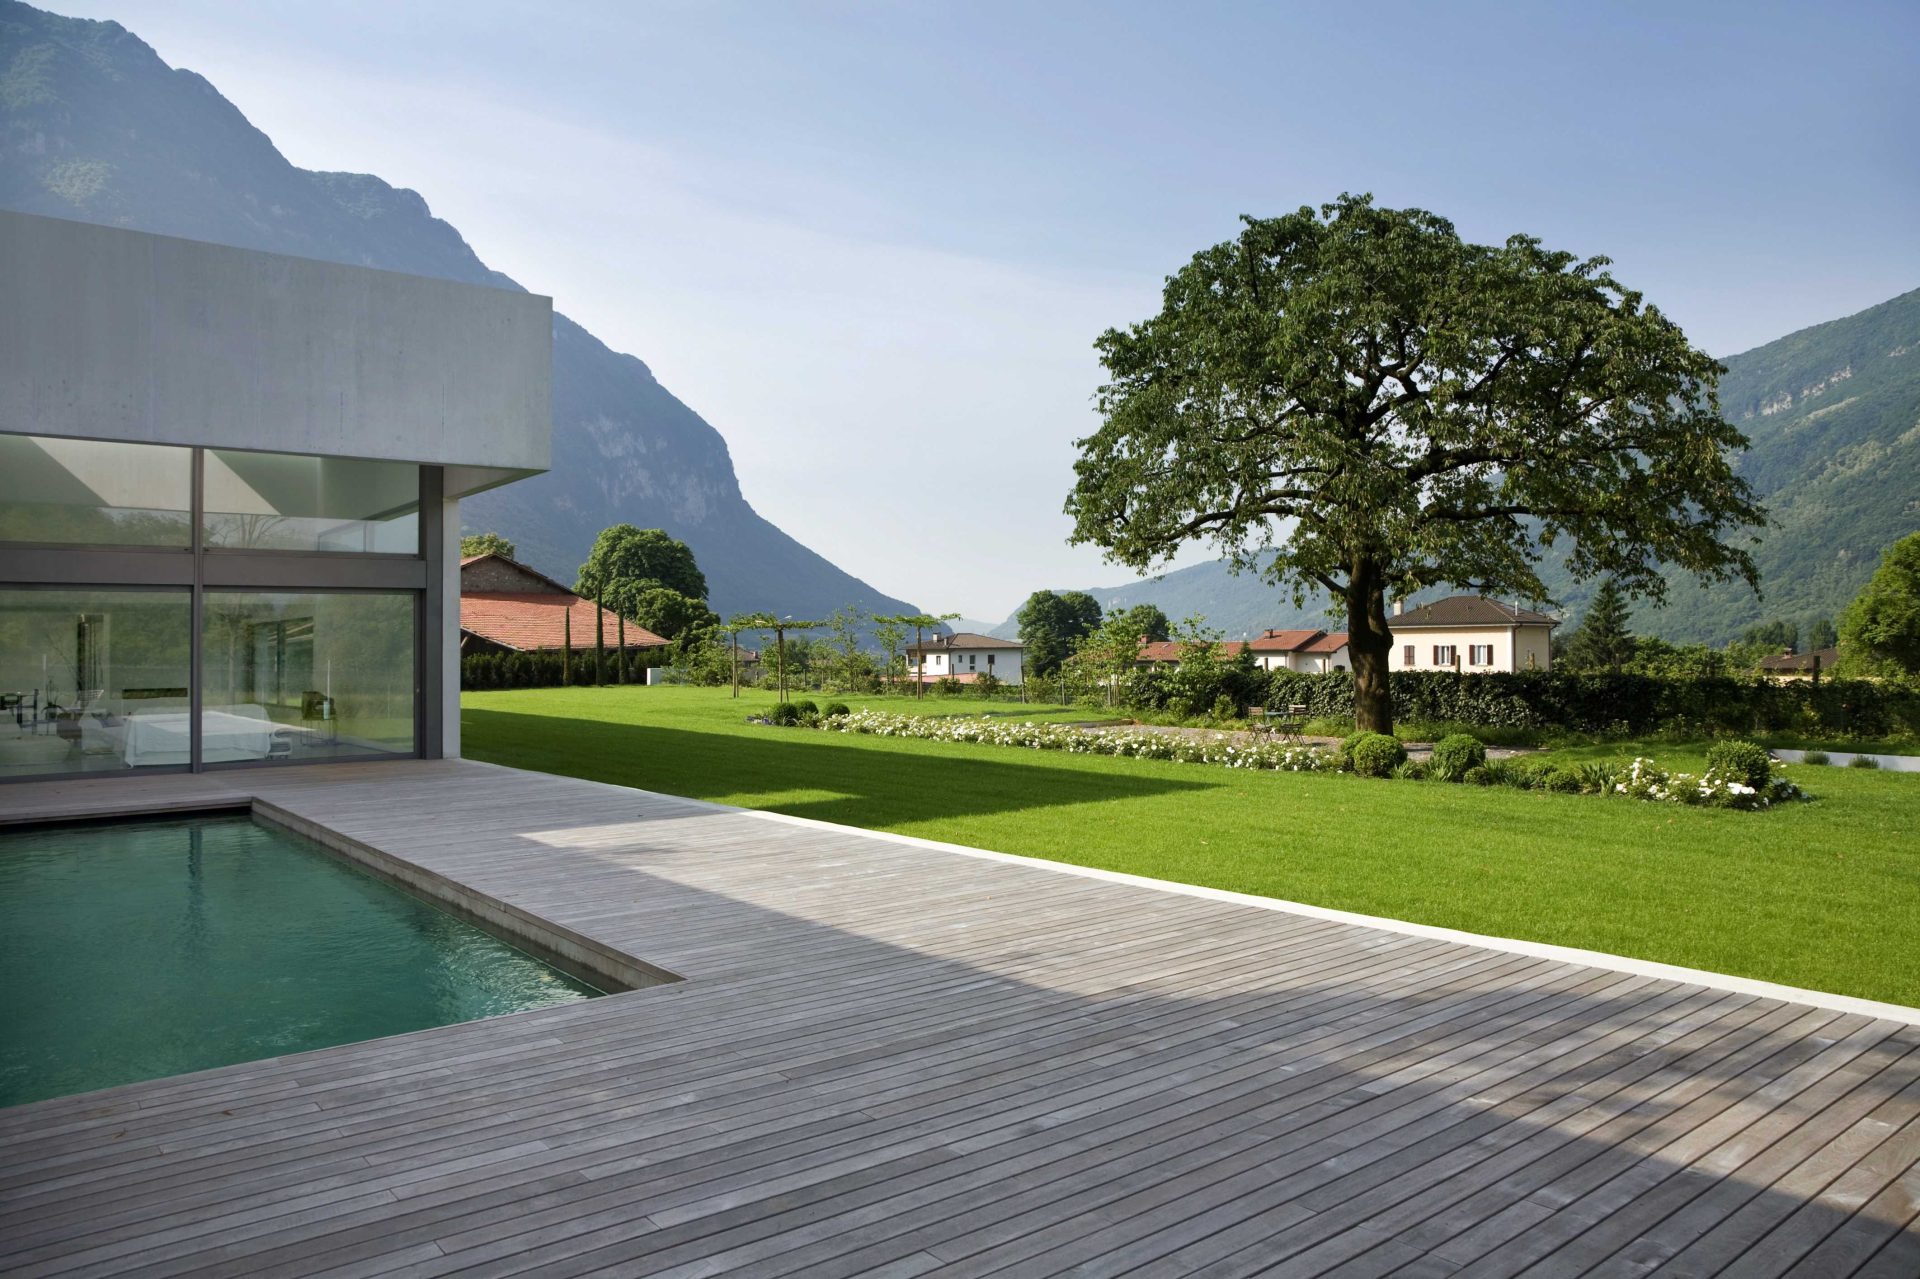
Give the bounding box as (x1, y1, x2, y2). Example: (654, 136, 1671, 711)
(461, 648, 667, 690)
(1259, 669, 1920, 738)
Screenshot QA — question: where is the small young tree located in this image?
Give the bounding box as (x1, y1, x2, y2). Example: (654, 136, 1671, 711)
(1066, 194, 1762, 732)
(825, 606, 870, 693)
(592, 591, 606, 686)
(562, 608, 573, 685)
(872, 616, 907, 691)
(1839, 532, 1920, 677)
(876, 612, 961, 699)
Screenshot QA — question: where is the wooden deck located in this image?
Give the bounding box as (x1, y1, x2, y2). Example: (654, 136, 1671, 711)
(1, 759, 1916, 1277)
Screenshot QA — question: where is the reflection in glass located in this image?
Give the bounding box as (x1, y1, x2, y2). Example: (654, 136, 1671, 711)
(201, 592, 414, 762)
(203, 451, 419, 553)
(0, 589, 192, 778)
(0, 434, 193, 547)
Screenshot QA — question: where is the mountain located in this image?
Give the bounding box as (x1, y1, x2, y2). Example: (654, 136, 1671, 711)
(1592, 285, 1920, 643)
(995, 289, 1920, 646)
(0, 2, 917, 621)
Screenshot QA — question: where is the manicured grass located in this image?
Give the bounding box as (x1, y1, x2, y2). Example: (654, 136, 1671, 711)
(463, 685, 1920, 1006)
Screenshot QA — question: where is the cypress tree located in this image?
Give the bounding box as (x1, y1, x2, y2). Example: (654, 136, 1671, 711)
(1567, 578, 1635, 673)
(593, 591, 606, 686)
(616, 614, 627, 684)
(562, 609, 573, 685)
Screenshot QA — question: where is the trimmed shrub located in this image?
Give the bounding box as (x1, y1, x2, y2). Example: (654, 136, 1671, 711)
(793, 699, 819, 715)
(1392, 758, 1430, 781)
(1461, 764, 1493, 786)
(1348, 732, 1407, 778)
(1802, 751, 1830, 766)
(1848, 754, 1882, 769)
(767, 702, 801, 727)
(1705, 740, 1773, 790)
(1260, 668, 1920, 740)
(1532, 763, 1585, 794)
(1428, 733, 1487, 782)
(821, 701, 851, 719)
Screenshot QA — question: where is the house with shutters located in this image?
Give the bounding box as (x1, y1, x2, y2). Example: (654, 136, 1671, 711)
(1384, 595, 1558, 673)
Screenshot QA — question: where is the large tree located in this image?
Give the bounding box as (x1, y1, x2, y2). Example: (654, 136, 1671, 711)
(1066, 195, 1763, 731)
(459, 531, 516, 559)
(575, 525, 708, 618)
(1838, 532, 1920, 677)
(1017, 589, 1104, 676)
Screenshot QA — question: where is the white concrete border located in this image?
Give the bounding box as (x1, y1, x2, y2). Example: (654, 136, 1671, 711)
(718, 794, 1920, 1027)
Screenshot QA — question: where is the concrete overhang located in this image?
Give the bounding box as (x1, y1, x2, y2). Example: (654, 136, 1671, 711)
(0, 209, 551, 497)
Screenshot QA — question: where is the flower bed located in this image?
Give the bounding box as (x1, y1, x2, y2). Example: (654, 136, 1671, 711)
(770, 710, 1810, 810)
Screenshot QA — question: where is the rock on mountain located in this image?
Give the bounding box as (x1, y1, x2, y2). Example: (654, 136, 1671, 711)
(0, 1, 918, 620)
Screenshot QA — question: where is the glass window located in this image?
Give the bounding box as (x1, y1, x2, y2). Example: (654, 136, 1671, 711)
(0, 433, 192, 548)
(0, 589, 192, 778)
(201, 592, 414, 763)
(203, 451, 419, 554)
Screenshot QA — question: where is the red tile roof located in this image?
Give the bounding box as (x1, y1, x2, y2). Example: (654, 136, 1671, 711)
(1301, 631, 1350, 653)
(1136, 640, 1251, 663)
(460, 592, 668, 653)
(1247, 629, 1324, 652)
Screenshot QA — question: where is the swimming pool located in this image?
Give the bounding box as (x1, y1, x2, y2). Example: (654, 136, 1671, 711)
(0, 812, 602, 1107)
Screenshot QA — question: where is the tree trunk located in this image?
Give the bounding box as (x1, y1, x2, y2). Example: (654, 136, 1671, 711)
(1347, 558, 1394, 733)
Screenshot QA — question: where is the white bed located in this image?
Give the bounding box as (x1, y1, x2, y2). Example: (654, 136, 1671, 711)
(121, 705, 281, 767)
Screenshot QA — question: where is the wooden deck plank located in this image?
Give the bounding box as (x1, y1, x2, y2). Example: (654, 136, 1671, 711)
(1, 759, 1915, 1277)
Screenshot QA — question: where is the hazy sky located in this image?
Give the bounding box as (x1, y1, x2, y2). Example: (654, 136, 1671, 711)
(56, 1, 1920, 621)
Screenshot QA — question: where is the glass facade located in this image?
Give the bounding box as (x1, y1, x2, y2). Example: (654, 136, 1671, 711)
(0, 589, 193, 778)
(0, 432, 432, 780)
(0, 435, 192, 547)
(203, 451, 419, 553)
(201, 593, 415, 761)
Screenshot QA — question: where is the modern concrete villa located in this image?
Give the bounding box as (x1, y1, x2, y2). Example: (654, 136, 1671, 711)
(3, 210, 1919, 1276)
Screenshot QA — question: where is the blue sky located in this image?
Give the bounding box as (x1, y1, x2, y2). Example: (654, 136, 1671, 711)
(59, 1, 1920, 620)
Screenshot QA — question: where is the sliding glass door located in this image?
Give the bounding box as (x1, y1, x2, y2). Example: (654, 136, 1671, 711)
(0, 431, 436, 781)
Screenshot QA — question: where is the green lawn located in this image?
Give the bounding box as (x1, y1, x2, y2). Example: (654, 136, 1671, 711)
(462, 685, 1920, 1006)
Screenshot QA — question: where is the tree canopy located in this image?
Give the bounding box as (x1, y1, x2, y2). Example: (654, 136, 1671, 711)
(1066, 194, 1764, 730)
(1017, 589, 1104, 676)
(629, 586, 720, 644)
(575, 525, 708, 620)
(1839, 532, 1920, 677)
(459, 532, 516, 559)
(1108, 602, 1172, 645)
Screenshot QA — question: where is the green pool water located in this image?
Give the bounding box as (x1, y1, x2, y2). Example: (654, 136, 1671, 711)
(0, 812, 600, 1107)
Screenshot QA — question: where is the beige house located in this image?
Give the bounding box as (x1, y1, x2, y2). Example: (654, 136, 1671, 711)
(1386, 595, 1557, 673)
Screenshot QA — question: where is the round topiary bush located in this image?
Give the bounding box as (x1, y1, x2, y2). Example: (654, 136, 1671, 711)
(1461, 764, 1493, 786)
(1705, 739, 1772, 790)
(1535, 764, 1584, 793)
(821, 701, 851, 719)
(1347, 732, 1407, 778)
(793, 698, 819, 715)
(767, 702, 800, 726)
(1427, 732, 1487, 782)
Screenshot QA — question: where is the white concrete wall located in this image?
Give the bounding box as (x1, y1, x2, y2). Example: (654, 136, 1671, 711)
(0, 209, 552, 496)
(911, 648, 1024, 683)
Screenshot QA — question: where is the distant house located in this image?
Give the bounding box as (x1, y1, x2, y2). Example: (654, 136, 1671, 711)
(1386, 595, 1557, 673)
(1249, 629, 1351, 673)
(458, 553, 668, 655)
(1135, 639, 1252, 665)
(906, 632, 1024, 684)
(1133, 630, 1351, 673)
(1758, 646, 1840, 680)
